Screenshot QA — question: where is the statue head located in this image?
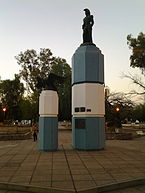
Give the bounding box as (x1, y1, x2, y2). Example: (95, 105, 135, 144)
(84, 8, 90, 16)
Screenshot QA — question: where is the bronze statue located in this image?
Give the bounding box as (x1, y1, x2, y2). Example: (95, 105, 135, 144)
(82, 8, 94, 44)
(36, 73, 64, 91)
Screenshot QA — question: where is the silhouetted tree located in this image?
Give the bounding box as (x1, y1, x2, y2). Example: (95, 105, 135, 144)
(0, 75, 24, 120)
(15, 48, 71, 120)
(106, 92, 134, 128)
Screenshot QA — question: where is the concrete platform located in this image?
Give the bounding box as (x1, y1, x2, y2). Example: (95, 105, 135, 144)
(0, 130, 145, 193)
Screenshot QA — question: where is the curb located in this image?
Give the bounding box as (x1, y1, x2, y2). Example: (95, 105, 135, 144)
(0, 178, 145, 193)
(78, 178, 145, 193)
(0, 182, 74, 193)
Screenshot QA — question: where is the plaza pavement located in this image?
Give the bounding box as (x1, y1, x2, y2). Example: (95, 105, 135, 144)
(0, 130, 145, 193)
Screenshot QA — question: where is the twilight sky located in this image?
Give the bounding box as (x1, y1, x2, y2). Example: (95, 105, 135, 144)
(0, 0, 145, 101)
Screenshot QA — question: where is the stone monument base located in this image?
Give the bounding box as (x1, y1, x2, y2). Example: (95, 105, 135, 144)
(39, 117, 58, 151)
(72, 117, 105, 150)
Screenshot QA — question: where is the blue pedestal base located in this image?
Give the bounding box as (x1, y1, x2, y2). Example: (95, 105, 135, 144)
(39, 117, 58, 151)
(72, 117, 105, 150)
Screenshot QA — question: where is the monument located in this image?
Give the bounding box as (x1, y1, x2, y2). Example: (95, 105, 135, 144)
(72, 9, 105, 150)
(38, 73, 64, 151)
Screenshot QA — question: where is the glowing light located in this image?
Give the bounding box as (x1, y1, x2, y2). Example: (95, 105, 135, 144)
(2, 107, 7, 112)
(115, 107, 120, 112)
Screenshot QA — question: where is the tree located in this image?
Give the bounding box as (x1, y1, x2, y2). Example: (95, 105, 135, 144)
(0, 103, 3, 122)
(0, 75, 24, 120)
(127, 32, 145, 72)
(15, 48, 71, 120)
(18, 98, 33, 120)
(125, 32, 145, 96)
(132, 103, 145, 122)
(106, 92, 134, 128)
(123, 73, 145, 95)
(51, 60, 71, 120)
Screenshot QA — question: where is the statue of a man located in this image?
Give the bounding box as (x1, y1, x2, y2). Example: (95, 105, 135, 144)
(82, 8, 94, 44)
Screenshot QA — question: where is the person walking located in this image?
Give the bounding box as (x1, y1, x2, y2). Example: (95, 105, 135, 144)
(32, 123, 38, 141)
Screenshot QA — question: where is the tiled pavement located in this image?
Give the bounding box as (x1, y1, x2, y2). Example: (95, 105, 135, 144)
(0, 130, 145, 192)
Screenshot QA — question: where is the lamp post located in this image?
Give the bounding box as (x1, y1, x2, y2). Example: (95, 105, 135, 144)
(115, 107, 121, 128)
(2, 107, 7, 122)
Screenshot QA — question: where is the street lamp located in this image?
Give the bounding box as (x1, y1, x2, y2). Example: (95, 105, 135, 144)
(115, 107, 121, 128)
(115, 107, 120, 112)
(2, 107, 6, 112)
(2, 107, 7, 122)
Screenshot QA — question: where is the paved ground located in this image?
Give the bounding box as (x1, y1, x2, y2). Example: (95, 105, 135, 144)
(0, 130, 145, 193)
(108, 185, 145, 193)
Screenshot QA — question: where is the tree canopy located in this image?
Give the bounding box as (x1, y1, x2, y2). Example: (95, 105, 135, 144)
(0, 75, 24, 120)
(132, 103, 145, 122)
(15, 48, 71, 121)
(125, 32, 145, 96)
(127, 32, 145, 72)
(105, 92, 134, 127)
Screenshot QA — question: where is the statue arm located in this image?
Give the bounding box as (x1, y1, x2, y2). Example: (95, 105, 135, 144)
(90, 15, 94, 27)
(82, 18, 85, 29)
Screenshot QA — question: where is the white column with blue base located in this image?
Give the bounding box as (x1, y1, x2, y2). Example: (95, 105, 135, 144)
(39, 90, 58, 151)
(72, 44, 105, 150)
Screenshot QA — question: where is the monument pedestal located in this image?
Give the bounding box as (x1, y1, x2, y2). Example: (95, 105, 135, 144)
(39, 90, 58, 151)
(72, 44, 105, 150)
(72, 117, 105, 150)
